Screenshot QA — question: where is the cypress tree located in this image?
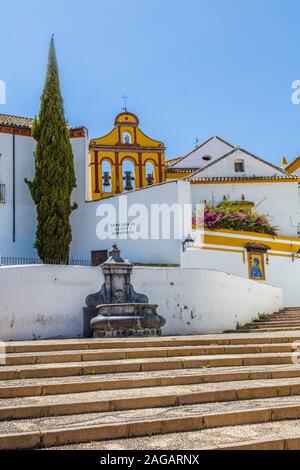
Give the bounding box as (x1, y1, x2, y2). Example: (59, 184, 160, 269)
(26, 35, 77, 263)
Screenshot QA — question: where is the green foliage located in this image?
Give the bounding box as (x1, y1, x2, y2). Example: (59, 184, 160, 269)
(25, 36, 77, 263)
(253, 313, 268, 323)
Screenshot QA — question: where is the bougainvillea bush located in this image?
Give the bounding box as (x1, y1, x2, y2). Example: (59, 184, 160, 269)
(193, 203, 278, 236)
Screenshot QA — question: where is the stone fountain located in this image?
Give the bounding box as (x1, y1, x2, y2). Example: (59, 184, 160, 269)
(83, 245, 166, 338)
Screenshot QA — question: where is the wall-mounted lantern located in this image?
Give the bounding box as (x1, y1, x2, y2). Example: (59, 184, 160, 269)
(183, 234, 195, 252)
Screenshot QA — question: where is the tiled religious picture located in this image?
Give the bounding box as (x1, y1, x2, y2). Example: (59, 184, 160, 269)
(248, 252, 266, 281)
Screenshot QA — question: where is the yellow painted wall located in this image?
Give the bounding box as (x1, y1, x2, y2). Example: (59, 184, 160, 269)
(89, 112, 166, 201)
(193, 228, 300, 259)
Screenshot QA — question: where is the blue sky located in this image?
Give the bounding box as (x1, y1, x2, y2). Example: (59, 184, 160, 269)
(1, 0, 300, 164)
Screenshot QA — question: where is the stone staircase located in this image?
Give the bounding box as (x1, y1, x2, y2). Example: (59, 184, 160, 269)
(237, 307, 300, 333)
(1, 310, 300, 450)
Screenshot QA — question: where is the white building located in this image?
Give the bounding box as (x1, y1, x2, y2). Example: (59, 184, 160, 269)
(166, 136, 300, 238)
(0, 114, 88, 259)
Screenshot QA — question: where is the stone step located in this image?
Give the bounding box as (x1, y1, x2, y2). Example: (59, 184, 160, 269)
(276, 315, 300, 318)
(270, 320, 300, 324)
(267, 316, 300, 321)
(6, 333, 300, 353)
(3, 343, 296, 366)
(213, 435, 300, 450)
(1, 396, 300, 449)
(2, 364, 300, 398)
(0, 352, 295, 381)
(1, 377, 300, 421)
(3, 330, 300, 450)
(44, 419, 300, 450)
(246, 321, 300, 328)
(237, 327, 300, 333)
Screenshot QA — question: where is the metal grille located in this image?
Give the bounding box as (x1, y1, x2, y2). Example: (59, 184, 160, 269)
(0, 257, 92, 267)
(0, 184, 5, 203)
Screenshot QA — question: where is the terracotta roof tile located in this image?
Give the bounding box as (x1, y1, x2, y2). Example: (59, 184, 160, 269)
(0, 114, 87, 136)
(188, 175, 299, 182)
(0, 114, 34, 128)
(165, 156, 185, 168)
(166, 167, 198, 173)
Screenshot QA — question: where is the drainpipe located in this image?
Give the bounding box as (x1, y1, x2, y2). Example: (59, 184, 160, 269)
(12, 130, 15, 243)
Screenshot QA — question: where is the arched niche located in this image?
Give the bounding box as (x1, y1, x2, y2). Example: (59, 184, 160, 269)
(102, 160, 112, 193)
(122, 159, 136, 192)
(145, 161, 155, 186)
(122, 131, 132, 145)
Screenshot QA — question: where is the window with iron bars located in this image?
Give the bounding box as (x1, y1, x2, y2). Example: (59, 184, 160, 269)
(0, 184, 5, 203)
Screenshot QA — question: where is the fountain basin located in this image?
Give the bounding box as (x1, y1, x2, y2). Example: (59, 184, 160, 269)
(90, 303, 166, 338)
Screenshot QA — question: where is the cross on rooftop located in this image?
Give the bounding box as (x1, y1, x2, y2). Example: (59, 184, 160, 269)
(122, 95, 129, 112)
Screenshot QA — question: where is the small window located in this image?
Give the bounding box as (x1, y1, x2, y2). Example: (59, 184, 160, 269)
(234, 160, 245, 173)
(202, 155, 212, 162)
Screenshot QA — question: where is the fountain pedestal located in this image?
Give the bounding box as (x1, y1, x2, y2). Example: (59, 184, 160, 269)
(83, 245, 166, 338)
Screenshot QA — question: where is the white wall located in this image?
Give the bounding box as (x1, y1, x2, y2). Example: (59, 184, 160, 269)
(0, 133, 36, 258)
(190, 181, 300, 237)
(0, 264, 283, 341)
(194, 149, 284, 178)
(182, 246, 300, 307)
(0, 133, 88, 259)
(0, 265, 101, 341)
(70, 180, 192, 265)
(133, 267, 283, 335)
(174, 137, 234, 169)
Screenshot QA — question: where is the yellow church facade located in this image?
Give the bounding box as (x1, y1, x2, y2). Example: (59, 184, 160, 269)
(89, 112, 166, 201)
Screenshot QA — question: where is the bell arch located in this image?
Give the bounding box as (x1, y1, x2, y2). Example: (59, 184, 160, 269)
(122, 158, 136, 192)
(145, 161, 155, 186)
(101, 160, 112, 193)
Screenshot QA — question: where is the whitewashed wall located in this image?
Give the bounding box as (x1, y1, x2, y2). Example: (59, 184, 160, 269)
(0, 133, 88, 259)
(182, 247, 300, 307)
(133, 267, 283, 335)
(0, 265, 283, 341)
(70, 180, 192, 265)
(0, 265, 101, 341)
(193, 149, 284, 178)
(174, 137, 234, 169)
(0, 134, 36, 258)
(190, 181, 300, 238)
